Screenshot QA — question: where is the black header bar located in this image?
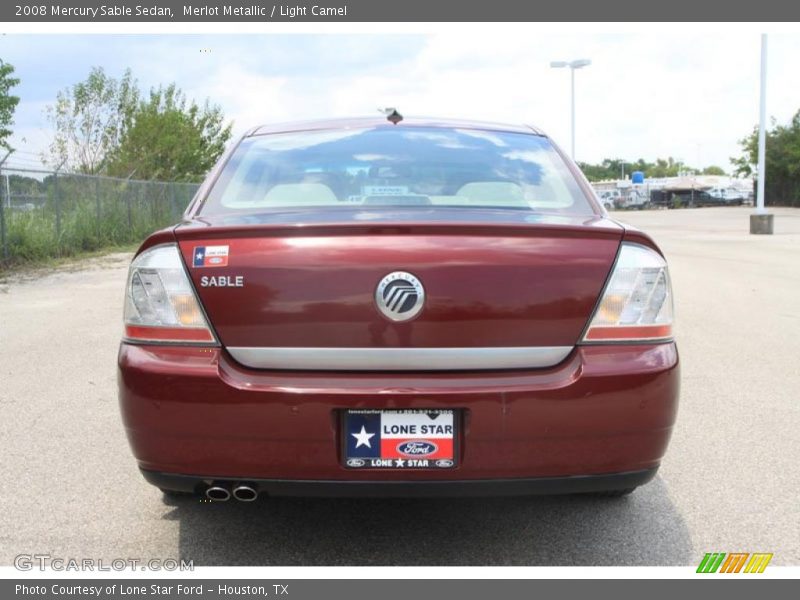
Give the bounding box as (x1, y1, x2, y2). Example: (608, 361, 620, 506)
(4, 1, 800, 22)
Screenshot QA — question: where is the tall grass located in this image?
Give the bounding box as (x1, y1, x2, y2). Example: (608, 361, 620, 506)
(0, 173, 199, 267)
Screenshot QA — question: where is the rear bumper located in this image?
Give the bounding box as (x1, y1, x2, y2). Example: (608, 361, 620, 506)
(118, 342, 679, 488)
(141, 467, 658, 498)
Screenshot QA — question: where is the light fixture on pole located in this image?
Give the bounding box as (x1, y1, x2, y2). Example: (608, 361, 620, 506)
(550, 58, 592, 160)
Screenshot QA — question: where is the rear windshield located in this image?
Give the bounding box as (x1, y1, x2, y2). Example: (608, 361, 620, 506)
(200, 126, 593, 215)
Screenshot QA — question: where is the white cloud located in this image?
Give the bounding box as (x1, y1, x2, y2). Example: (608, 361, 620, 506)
(183, 65, 294, 133)
(6, 31, 800, 173)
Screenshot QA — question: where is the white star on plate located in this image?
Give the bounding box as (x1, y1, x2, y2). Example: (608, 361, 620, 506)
(196, 253, 203, 259)
(351, 425, 375, 448)
(395, 458, 406, 467)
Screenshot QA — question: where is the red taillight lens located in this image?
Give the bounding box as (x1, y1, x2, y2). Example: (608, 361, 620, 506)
(122, 244, 216, 344)
(582, 243, 674, 343)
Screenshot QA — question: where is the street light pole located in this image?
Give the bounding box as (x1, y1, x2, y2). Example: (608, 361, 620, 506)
(570, 67, 576, 159)
(756, 34, 767, 215)
(750, 34, 773, 234)
(550, 59, 591, 160)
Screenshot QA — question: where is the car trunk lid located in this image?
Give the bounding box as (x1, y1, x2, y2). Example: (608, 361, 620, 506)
(175, 209, 622, 369)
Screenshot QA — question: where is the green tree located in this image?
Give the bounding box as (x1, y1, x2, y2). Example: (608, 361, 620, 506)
(579, 156, 697, 182)
(0, 60, 21, 150)
(731, 125, 759, 177)
(733, 111, 800, 206)
(647, 157, 689, 178)
(107, 83, 232, 182)
(578, 158, 627, 181)
(701, 165, 726, 176)
(46, 67, 138, 173)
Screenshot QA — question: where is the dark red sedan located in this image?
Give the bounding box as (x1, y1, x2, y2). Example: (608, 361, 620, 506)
(118, 115, 678, 501)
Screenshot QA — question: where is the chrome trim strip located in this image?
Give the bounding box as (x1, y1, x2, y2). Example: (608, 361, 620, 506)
(226, 346, 573, 371)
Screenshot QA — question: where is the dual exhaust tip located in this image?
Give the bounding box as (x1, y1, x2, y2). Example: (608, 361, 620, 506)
(205, 483, 258, 502)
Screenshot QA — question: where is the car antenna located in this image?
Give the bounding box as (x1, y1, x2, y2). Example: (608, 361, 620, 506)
(379, 107, 403, 125)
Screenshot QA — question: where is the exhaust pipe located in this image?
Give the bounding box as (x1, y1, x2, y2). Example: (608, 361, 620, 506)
(205, 485, 231, 502)
(232, 484, 258, 502)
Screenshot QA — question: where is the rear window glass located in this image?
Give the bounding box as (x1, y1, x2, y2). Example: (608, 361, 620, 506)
(200, 126, 593, 215)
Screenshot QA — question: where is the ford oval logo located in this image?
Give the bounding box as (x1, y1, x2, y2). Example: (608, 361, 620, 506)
(396, 440, 438, 456)
(346, 458, 366, 467)
(435, 459, 454, 468)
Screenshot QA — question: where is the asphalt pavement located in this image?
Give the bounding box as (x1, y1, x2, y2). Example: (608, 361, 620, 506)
(1, 206, 798, 566)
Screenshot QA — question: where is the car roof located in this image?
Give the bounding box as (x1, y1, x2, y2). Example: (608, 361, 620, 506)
(249, 116, 546, 137)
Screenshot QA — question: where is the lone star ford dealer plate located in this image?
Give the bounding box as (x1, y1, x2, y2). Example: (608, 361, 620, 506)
(343, 409, 458, 469)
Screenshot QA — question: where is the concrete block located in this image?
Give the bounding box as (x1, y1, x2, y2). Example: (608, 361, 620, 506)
(750, 213, 774, 235)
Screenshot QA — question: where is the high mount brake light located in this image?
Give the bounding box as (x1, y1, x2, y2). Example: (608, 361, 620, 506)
(123, 244, 216, 344)
(582, 243, 674, 343)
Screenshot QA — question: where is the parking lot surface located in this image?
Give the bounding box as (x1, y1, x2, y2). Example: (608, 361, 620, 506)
(1, 207, 798, 566)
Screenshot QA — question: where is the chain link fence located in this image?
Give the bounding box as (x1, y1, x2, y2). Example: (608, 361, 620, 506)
(0, 166, 200, 266)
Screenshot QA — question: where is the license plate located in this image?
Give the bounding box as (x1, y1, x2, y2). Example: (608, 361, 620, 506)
(342, 409, 458, 469)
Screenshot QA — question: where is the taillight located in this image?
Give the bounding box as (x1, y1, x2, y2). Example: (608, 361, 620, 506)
(123, 244, 216, 344)
(582, 242, 674, 343)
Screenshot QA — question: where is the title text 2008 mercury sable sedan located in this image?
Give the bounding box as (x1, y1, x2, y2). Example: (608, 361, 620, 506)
(117, 115, 679, 501)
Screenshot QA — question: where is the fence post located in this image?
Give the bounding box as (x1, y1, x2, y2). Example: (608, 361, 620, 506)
(0, 189, 5, 262)
(95, 176, 101, 241)
(124, 183, 132, 231)
(54, 172, 60, 240)
(53, 160, 66, 248)
(0, 151, 12, 261)
(125, 170, 136, 235)
(169, 183, 178, 220)
(0, 172, 6, 262)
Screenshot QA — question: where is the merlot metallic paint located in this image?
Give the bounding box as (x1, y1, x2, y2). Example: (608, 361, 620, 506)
(118, 342, 678, 481)
(118, 117, 679, 496)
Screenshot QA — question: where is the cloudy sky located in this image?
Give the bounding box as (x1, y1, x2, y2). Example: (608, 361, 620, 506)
(2, 31, 800, 173)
